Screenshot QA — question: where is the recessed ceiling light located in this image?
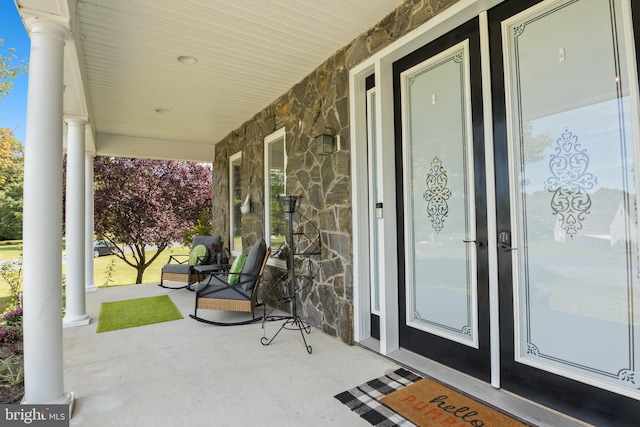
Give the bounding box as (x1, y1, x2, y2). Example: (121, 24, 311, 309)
(155, 108, 169, 114)
(177, 55, 197, 65)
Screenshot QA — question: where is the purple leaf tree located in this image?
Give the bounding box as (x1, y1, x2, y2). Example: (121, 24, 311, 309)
(93, 157, 212, 283)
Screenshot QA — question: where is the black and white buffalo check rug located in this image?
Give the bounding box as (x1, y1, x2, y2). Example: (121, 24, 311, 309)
(334, 367, 422, 426)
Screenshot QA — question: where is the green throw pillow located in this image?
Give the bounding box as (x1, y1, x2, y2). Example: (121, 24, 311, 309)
(188, 245, 209, 266)
(228, 253, 247, 285)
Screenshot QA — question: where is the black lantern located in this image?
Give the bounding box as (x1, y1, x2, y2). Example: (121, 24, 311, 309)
(278, 194, 300, 213)
(314, 128, 338, 155)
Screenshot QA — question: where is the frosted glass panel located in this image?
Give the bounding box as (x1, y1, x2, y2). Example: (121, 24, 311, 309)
(367, 89, 381, 313)
(504, 0, 640, 398)
(401, 42, 478, 347)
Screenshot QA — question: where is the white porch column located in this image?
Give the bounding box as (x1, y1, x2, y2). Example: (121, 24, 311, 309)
(85, 153, 97, 292)
(22, 16, 73, 404)
(63, 118, 90, 327)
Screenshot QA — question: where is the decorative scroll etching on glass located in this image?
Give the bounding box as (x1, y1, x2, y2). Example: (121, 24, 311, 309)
(423, 156, 452, 233)
(504, 0, 639, 398)
(401, 41, 478, 348)
(544, 129, 597, 238)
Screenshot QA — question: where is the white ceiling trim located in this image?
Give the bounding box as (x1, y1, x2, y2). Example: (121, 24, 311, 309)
(17, 0, 407, 162)
(95, 133, 214, 162)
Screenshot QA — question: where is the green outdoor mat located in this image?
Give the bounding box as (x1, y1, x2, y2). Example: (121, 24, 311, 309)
(96, 295, 183, 333)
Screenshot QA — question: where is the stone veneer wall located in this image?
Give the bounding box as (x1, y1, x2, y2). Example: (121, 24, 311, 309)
(211, 0, 459, 344)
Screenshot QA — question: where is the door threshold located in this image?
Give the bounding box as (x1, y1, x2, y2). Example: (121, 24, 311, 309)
(358, 338, 591, 427)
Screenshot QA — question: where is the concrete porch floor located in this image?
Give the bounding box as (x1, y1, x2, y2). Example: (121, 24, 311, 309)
(63, 283, 590, 427)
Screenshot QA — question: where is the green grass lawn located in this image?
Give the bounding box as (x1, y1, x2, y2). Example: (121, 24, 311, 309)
(0, 244, 22, 261)
(0, 244, 191, 312)
(94, 245, 190, 287)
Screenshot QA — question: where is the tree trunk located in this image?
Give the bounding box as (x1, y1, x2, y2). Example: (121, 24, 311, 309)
(135, 245, 146, 284)
(135, 267, 145, 284)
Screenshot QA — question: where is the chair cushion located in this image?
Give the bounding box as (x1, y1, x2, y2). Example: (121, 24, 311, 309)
(196, 283, 252, 300)
(192, 235, 222, 264)
(188, 245, 209, 265)
(240, 238, 267, 290)
(227, 253, 246, 285)
(162, 263, 190, 274)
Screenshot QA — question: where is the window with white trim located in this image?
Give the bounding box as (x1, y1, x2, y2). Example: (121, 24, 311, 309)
(264, 128, 286, 261)
(229, 151, 242, 254)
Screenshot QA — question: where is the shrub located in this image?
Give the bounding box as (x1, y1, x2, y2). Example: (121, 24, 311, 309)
(2, 307, 22, 326)
(0, 354, 24, 386)
(0, 256, 22, 309)
(181, 211, 212, 247)
(0, 327, 21, 344)
(103, 259, 116, 287)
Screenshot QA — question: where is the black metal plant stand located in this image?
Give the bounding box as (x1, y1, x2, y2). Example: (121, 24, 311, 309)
(261, 195, 312, 354)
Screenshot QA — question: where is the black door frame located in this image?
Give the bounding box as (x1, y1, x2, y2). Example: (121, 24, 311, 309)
(393, 17, 492, 383)
(366, 73, 381, 341)
(489, 0, 640, 425)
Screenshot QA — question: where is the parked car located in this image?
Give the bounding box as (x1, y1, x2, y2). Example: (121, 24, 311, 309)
(93, 240, 116, 258)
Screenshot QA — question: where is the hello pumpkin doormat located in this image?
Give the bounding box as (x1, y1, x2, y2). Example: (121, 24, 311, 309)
(380, 375, 529, 427)
(335, 368, 529, 426)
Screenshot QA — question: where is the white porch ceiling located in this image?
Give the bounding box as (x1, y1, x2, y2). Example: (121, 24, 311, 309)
(16, 0, 406, 162)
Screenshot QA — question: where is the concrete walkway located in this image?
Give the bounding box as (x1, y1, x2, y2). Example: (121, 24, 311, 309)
(63, 283, 589, 427)
(63, 283, 397, 426)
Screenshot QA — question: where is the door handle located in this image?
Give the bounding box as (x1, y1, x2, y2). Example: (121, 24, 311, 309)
(463, 239, 487, 248)
(497, 242, 517, 252)
(497, 230, 517, 252)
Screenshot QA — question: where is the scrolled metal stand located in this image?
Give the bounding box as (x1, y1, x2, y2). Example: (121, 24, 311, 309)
(260, 291, 312, 354)
(261, 195, 312, 354)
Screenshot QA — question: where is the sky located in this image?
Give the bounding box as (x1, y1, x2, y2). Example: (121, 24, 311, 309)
(0, 1, 30, 144)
